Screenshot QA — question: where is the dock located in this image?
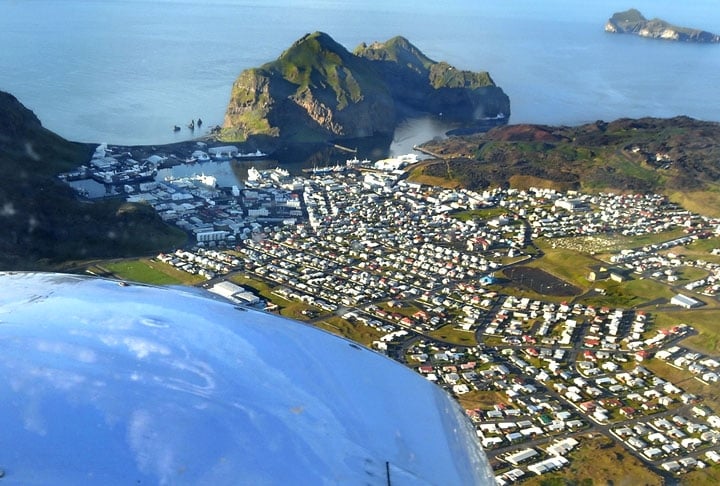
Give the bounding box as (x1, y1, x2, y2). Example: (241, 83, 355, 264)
(412, 145, 444, 159)
(329, 143, 357, 154)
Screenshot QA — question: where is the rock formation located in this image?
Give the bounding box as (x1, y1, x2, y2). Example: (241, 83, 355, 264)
(605, 9, 720, 43)
(221, 32, 510, 144)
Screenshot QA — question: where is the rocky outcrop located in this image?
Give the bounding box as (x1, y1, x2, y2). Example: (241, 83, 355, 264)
(354, 37, 509, 122)
(221, 32, 510, 144)
(605, 9, 720, 43)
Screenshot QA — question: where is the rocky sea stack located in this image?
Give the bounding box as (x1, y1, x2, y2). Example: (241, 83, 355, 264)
(221, 32, 510, 144)
(605, 9, 720, 43)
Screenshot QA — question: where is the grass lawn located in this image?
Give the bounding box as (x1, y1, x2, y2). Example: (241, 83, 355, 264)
(229, 274, 315, 319)
(100, 258, 204, 285)
(427, 324, 478, 346)
(579, 278, 676, 309)
(683, 464, 720, 486)
(312, 317, 383, 347)
(643, 358, 720, 413)
(452, 207, 508, 222)
(527, 241, 603, 291)
(667, 236, 720, 264)
(653, 309, 720, 355)
(456, 390, 507, 411)
(675, 266, 710, 283)
(406, 162, 461, 189)
(669, 189, 720, 219)
(520, 434, 663, 486)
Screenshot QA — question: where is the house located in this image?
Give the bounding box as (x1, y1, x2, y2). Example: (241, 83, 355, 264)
(644, 448, 663, 459)
(620, 406, 636, 418)
(505, 448, 538, 466)
(706, 450, 720, 463)
(527, 456, 568, 475)
(670, 293, 703, 309)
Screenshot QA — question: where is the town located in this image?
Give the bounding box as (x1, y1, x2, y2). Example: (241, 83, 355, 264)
(65, 143, 720, 484)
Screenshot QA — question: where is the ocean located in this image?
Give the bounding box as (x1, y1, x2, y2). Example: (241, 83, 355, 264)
(1, 0, 719, 148)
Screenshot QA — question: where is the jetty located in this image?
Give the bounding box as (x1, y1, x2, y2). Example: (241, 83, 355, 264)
(328, 143, 357, 154)
(412, 145, 444, 159)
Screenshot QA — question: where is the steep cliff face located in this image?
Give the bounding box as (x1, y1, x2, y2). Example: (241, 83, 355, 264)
(605, 9, 720, 43)
(355, 36, 510, 121)
(222, 32, 395, 143)
(222, 33, 510, 144)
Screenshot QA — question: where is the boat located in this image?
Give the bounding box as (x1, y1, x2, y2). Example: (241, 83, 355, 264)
(247, 167, 262, 181)
(236, 149, 268, 159)
(90, 168, 157, 186)
(188, 150, 211, 163)
(302, 164, 347, 175)
(191, 173, 217, 188)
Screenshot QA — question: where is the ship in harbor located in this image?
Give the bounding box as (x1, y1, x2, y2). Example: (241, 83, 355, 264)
(91, 166, 157, 185)
(208, 146, 268, 161)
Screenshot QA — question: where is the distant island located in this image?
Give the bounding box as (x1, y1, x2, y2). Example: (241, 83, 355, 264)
(220, 32, 510, 145)
(605, 9, 720, 43)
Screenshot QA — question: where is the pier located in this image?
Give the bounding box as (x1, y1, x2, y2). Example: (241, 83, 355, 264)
(412, 145, 444, 159)
(328, 143, 357, 154)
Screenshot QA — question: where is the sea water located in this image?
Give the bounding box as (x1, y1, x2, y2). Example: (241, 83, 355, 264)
(1, 0, 719, 147)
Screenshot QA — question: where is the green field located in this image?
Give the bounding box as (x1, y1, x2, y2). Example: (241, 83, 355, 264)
(456, 390, 507, 411)
(667, 236, 720, 264)
(427, 324, 478, 346)
(229, 274, 316, 319)
(98, 258, 204, 286)
(452, 207, 509, 222)
(683, 464, 720, 486)
(580, 278, 676, 309)
(527, 241, 603, 291)
(654, 309, 720, 355)
(643, 357, 720, 415)
(313, 317, 384, 347)
(519, 435, 663, 486)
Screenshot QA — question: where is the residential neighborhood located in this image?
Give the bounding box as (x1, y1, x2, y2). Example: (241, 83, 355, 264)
(63, 145, 720, 483)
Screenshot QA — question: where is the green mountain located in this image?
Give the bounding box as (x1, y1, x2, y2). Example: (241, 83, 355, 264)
(221, 32, 510, 144)
(605, 9, 720, 43)
(0, 91, 185, 269)
(354, 36, 507, 121)
(414, 116, 720, 216)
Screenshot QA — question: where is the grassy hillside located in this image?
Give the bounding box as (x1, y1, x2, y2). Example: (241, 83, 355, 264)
(221, 32, 510, 143)
(414, 117, 720, 216)
(0, 91, 186, 269)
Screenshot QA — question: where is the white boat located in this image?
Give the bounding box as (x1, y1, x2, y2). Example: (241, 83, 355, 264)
(247, 167, 262, 181)
(190, 150, 210, 162)
(236, 149, 267, 159)
(192, 173, 217, 187)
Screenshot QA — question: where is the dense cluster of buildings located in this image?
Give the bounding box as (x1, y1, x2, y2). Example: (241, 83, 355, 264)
(65, 146, 720, 482)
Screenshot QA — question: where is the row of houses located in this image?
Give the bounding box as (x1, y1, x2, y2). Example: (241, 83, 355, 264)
(126, 162, 720, 481)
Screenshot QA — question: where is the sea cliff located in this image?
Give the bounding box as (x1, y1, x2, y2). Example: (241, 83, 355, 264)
(221, 32, 510, 144)
(605, 9, 720, 43)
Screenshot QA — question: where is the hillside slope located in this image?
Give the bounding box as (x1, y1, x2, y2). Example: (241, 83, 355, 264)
(221, 32, 510, 144)
(415, 116, 720, 215)
(0, 91, 185, 269)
